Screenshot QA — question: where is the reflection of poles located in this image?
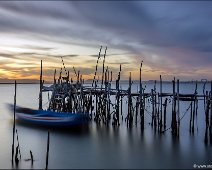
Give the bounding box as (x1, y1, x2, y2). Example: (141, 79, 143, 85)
(12, 80, 17, 163)
(39, 60, 43, 110)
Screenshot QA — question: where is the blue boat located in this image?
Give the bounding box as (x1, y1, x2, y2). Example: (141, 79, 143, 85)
(8, 104, 90, 127)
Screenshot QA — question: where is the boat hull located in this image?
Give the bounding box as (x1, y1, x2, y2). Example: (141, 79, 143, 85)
(8, 104, 90, 127)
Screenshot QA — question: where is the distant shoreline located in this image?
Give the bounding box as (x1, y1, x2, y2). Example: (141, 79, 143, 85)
(0, 80, 210, 84)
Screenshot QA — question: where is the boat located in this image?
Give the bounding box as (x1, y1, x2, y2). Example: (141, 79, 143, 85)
(8, 104, 90, 127)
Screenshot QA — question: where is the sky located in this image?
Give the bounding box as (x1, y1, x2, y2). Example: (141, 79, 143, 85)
(0, 1, 212, 82)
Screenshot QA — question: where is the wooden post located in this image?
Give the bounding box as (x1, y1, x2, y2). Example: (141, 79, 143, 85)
(92, 46, 102, 87)
(12, 80, 17, 163)
(53, 69, 56, 85)
(151, 89, 154, 127)
(192, 97, 195, 133)
(192, 82, 198, 133)
(77, 71, 80, 84)
(89, 93, 93, 118)
(121, 95, 123, 121)
(140, 62, 144, 130)
(15, 146, 19, 165)
(116, 70, 120, 125)
(45, 131, 50, 170)
(210, 81, 212, 144)
(101, 47, 107, 88)
(39, 60, 43, 110)
(30, 150, 33, 164)
(135, 97, 139, 125)
(172, 78, 177, 136)
(189, 101, 193, 132)
(128, 72, 132, 126)
(95, 81, 98, 120)
(16, 129, 21, 160)
(163, 98, 167, 129)
(154, 81, 157, 130)
(177, 79, 180, 136)
(204, 126, 208, 145)
(160, 75, 163, 133)
(67, 71, 69, 83)
(204, 91, 210, 144)
(157, 93, 160, 132)
(205, 91, 209, 128)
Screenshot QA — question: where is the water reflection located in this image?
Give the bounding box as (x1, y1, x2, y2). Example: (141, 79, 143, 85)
(1, 83, 212, 169)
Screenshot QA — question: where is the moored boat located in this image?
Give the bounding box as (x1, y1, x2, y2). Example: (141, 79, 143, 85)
(8, 104, 90, 127)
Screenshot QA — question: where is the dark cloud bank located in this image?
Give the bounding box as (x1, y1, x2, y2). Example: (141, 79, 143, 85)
(0, 1, 212, 80)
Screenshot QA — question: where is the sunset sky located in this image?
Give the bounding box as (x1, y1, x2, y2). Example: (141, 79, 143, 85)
(0, 1, 212, 82)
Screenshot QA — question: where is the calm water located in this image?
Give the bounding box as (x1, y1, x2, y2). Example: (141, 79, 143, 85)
(0, 82, 211, 169)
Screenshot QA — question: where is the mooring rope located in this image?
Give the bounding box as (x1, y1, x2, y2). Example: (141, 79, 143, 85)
(179, 102, 192, 121)
(144, 108, 153, 117)
(161, 102, 192, 133)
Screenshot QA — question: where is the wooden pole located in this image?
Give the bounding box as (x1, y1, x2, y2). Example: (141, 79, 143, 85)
(121, 95, 123, 121)
(77, 71, 80, 84)
(39, 60, 43, 110)
(53, 69, 56, 85)
(128, 72, 132, 126)
(163, 98, 167, 129)
(157, 93, 160, 132)
(192, 82, 197, 133)
(190, 101, 193, 132)
(172, 78, 177, 136)
(210, 81, 212, 144)
(101, 47, 107, 88)
(12, 80, 17, 163)
(204, 91, 209, 144)
(30, 150, 33, 164)
(160, 75, 163, 133)
(151, 89, 154, 127)
(135, 97, 139, 125)
(45, 130, 50, 170)
(16, 129, 21, 160)
(192, 96, 195, 133)
(177, 79, 180, 136)
(140, 62, 144, 130)
(154, 81, 157, 130)
(92, 46, 102, 87)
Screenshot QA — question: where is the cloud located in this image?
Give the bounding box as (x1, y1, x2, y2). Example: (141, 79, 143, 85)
(20, 45, 54, 51)
(0, 1, 212, 80)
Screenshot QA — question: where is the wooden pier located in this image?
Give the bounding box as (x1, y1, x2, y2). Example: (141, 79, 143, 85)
(39, 47, 212, 142)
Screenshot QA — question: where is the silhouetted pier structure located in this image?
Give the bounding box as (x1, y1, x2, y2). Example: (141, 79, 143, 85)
(38, 47, 212, 142)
